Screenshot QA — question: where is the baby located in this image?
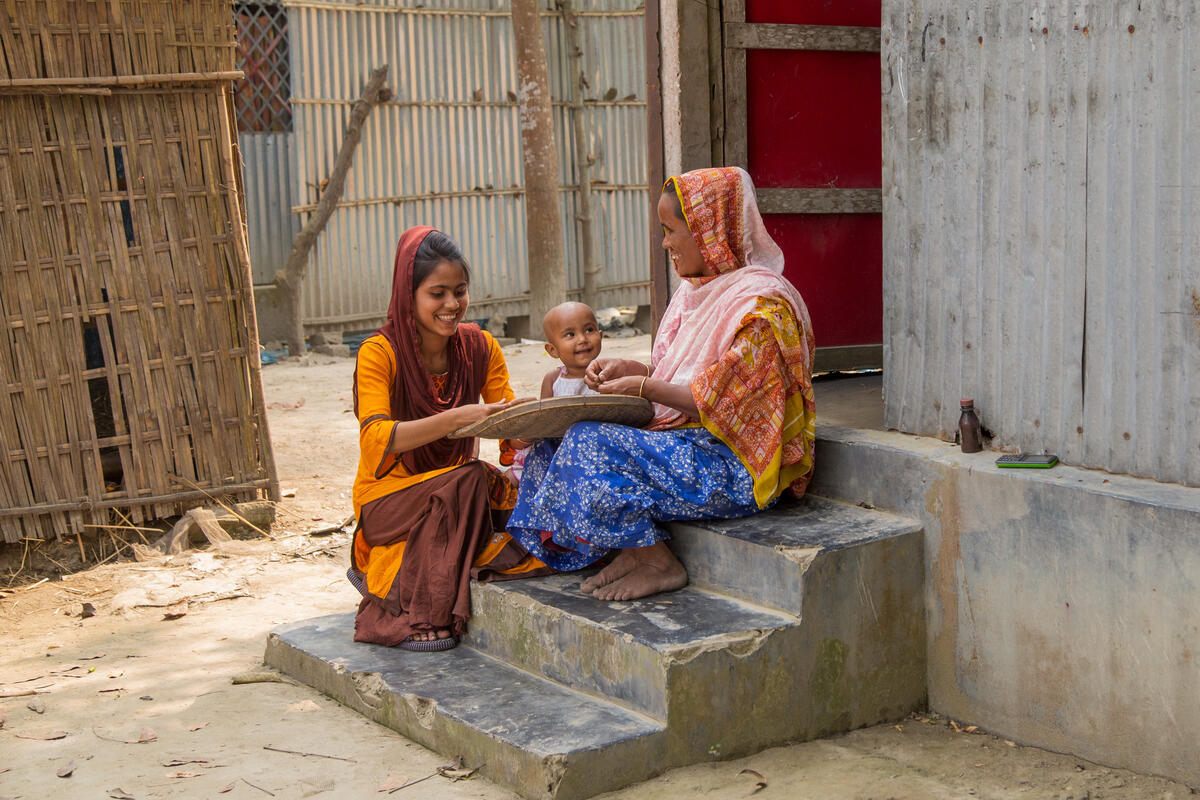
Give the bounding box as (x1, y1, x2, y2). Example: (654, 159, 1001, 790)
(538, 301, 602, 399)
(504, 302, 601, 484)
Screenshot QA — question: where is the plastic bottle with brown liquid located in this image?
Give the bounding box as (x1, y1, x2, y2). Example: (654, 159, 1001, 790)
(959, 399, 982, 453)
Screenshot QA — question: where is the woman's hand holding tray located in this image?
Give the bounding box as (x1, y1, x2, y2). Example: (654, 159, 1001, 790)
(449, 395, 654, 440)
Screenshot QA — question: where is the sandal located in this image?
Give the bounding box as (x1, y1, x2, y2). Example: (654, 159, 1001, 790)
(398, 634, 458, 652)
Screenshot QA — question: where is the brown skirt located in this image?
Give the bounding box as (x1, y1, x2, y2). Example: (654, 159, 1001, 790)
(350, 461, 550, 646)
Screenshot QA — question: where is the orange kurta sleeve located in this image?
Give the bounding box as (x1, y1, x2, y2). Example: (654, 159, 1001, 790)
(481, 334, 516, 404)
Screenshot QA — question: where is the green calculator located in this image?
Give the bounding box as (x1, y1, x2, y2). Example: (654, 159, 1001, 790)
(995, 453, 1058, 468)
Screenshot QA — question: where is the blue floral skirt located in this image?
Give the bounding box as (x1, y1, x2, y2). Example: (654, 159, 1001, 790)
(507, 422, 760, 572)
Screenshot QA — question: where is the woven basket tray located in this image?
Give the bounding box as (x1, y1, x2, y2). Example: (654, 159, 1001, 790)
(449, 395, 654, 440)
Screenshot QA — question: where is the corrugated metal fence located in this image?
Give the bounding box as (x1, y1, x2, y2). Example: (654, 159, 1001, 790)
(882, 1, 1200, 486)
(282, 0, 648, 329)
(240, 133, 300, 285)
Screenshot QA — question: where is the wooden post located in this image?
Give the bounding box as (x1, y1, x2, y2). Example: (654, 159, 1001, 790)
(646, 0, 668, 333)
(275, 65, 390, 357)
(511, 0, 566, 333)
(560, 0, 599, 309)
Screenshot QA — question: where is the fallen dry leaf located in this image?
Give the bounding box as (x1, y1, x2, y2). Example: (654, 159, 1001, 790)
(437, 765, 478, 781)
(56, 759, 77, 778)
(163, 758, 211, 767)
(738, 768, 768, 794)
(108, 789, 136, 799)
(0, 688, 42, 699)
(167, 770, 202, 778)
(964, 725, 979, 734)
(188, 722, 209, 732)
(950, 719, 963, 733)
(286, 699, 321, 713)
(162, 602, 188, 621)
(93, 725, 158, 744)
(893, 724, 904, 732)
(377, 773, 408, 792)
(219, 783, 236, 793)
(79, 654, 106, 660)
(15, 729, 69, 740)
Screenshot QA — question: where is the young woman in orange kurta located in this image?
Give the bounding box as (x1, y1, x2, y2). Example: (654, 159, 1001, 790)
(348, 227, 548, 651)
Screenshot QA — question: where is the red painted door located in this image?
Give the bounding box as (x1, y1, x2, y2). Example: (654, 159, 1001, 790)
(724, 0, 882, 370)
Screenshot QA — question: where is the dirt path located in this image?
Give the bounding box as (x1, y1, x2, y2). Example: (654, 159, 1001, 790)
(0, 336, 1192, 799)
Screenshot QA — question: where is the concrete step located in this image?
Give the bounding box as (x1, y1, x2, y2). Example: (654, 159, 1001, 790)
(265, 613, 667, 800)
(669, 493, 924, 615)
(465, 573, 799, 720)
(266, 494, 927, 799)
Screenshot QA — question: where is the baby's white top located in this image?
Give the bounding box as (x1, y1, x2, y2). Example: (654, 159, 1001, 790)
(552, 365, 598, 397)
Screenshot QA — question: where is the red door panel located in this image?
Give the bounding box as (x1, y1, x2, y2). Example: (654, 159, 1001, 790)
(734, 0, 883, 365)
(764, 215, 882, 348)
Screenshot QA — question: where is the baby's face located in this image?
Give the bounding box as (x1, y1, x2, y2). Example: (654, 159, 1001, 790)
(544, 307, 602, 373)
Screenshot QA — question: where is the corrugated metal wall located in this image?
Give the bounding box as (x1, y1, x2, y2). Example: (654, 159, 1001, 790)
(283, 0, 648, 328)
(882, 1, 1200, 486)
(239, 132, 301, 285)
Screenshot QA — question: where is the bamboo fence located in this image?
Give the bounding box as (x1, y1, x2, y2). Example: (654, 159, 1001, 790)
(0, 1, 278, 543)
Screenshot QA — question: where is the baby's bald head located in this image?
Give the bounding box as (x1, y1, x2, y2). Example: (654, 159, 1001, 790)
(542, 302, 597, 341)
(541, 302, 602, 375)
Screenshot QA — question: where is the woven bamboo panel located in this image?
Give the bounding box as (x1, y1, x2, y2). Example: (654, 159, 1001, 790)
(0, 1, 278, 543)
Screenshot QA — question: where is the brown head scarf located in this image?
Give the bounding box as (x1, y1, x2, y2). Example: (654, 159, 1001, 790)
(358, 226, 489, 475)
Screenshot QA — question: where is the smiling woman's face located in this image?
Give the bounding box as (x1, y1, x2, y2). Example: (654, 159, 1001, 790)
(657, 192, 708, 278)
(413, 259, 469, 345)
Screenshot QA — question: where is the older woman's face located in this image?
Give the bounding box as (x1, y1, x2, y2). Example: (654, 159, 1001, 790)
(657, 192, 708, 278)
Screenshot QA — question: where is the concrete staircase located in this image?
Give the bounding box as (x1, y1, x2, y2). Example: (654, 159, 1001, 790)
(264, 495, 926, 800)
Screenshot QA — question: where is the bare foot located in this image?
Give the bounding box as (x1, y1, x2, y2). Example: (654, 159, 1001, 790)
(592, 545, 688, 601)
(409, 629, 453, 642)
(580, 548, 639, 593)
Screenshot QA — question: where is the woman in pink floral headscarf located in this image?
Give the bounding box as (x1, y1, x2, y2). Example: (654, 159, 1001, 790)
(508, 167, 816, 601)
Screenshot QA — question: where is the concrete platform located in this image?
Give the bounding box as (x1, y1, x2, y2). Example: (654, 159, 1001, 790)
(265, 493, 927, 799)
(811, 424, 1200, 789)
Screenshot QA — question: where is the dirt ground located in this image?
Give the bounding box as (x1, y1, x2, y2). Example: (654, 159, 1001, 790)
(1, 334, 1194, 800)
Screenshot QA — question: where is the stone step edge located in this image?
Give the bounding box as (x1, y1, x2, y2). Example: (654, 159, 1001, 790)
(667, 495, 924, 616)
(263, 617, 670, 800)
(464, 578, 800, 720)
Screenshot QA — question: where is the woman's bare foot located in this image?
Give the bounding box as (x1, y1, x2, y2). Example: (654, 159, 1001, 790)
(408, 629, 453, 642)
(592, 543, 688, 601)
(580, 548, 639, 593)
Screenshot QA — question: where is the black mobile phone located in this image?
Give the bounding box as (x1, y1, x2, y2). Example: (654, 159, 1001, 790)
(995, 453, 1058, 468)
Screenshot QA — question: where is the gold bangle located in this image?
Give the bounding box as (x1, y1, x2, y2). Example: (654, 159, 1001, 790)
(637, 376, 648, 399)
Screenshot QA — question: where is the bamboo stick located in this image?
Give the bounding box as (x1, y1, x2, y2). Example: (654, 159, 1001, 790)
(0, 87, 113, 95)
(0, 71, 243, 90)
(0, 482, 272, 519)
